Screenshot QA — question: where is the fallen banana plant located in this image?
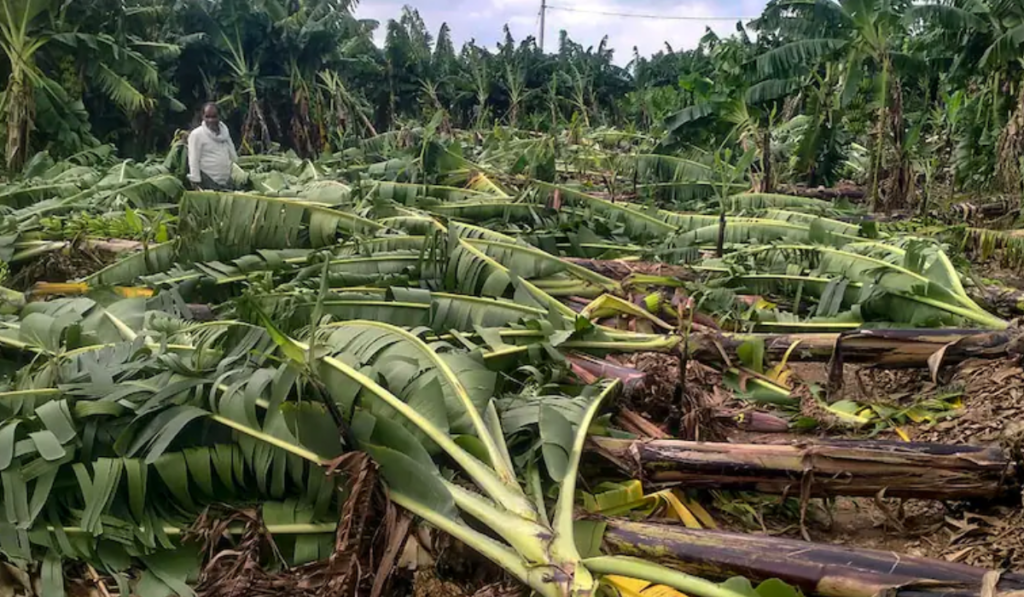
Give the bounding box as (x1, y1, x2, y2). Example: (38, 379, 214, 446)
(590, 437, 1017, 500)
(601, 520, 1024, 597)
(688, 327, 1024, 370)
(581, 479, 717, 530)
(262, 319, 769, 597)
(719, 243, 1006, 329)
(8, 129, 1023, 597)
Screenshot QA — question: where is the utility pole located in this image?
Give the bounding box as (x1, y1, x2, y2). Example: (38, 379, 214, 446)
(539, 0, 546, 52)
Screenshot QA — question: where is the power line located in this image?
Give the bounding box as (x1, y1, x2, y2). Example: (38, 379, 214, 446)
(546, 4, 756, 21)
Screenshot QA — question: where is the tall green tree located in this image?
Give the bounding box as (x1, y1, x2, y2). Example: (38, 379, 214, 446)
(0, 0, 168, 169)
(756, 0, 914, 210)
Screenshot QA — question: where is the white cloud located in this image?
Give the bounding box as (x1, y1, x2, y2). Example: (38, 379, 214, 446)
(511, 0, 743, 60)
(353, 0, 759, 62)
(489, 0, 539, 9)
(353, 1, 405, 46)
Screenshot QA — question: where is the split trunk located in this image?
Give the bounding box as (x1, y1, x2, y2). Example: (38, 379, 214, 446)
(689, 328, 1023, 370)
(590, 437, 1018, 500)
(602, 520, 1024, 597)
(563, 258, 1024, 363)
(775, 183, 866, 201)
(967, 285, 1024, 319)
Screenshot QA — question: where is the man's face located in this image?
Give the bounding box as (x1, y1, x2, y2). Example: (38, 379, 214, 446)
(203, 105, 220, 132)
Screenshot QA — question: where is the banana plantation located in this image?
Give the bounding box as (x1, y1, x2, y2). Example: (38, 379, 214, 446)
(2, 0, 1024, 596)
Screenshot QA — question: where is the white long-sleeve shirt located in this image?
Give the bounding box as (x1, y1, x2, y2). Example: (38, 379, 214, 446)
(187, 124, 238, 185)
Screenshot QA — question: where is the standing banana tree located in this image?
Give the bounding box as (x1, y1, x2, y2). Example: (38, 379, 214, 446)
(183, 0, 274, 153)
(319, 70, 377, 142)
(0, 0, 168, 170)
(0, 0, 51, 171)
(263, 0, 356, 157)
(756, 0, 912, 211)
(500, 60, 533, 129)
(909, 0, 1024, 190)
(460, 42, 493, 130)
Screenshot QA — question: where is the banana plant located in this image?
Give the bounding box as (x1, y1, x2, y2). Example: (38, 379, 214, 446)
(711, 146, 758, 257)
(261, 316, 755, 597)
(718, 241, 1007, 329)
(0, 303, 364, 595)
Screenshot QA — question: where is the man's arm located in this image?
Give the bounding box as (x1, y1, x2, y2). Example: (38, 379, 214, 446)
(187, 130, 202, 183)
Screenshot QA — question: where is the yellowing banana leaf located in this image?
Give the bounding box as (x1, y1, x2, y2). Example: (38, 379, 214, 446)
(765, 340, 801, 389)
(677, 494, 716, 529)
(582, 481, 714, 530)
(660, 491, 702, 529)
(464, 171, 511, 197)
(605, 575, 689, 597)
(32, 282, 156, 301)
(821, 399, 874, 425)
(580, 295, 674, 330)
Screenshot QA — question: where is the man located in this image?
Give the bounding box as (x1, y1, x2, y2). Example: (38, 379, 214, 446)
(187, 102, 238, 190)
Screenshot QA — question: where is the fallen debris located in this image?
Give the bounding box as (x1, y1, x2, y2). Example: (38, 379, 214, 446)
(691, 327, 1024, 369)
(602, 519, 1024, 597)
(590, 437, 1019, 500)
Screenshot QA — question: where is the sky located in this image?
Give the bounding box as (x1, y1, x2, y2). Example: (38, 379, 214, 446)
(353, 0, 769, 64)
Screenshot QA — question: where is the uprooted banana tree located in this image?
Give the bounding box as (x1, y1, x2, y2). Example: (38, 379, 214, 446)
(268, 319, 762, 597)
(0, 127, 1014, 596)
(0, 288, 779, 597)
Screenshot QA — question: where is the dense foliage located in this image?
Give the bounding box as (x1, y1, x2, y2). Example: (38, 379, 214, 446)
(5, 0, 1024, 210)
(0, 121, 1009, 595)
(0, 1, 1021, 595)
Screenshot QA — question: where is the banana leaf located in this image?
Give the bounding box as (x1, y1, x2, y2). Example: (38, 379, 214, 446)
(254, 287, 549, 332)
(180, 191, 385, 254)
(723, 244, 1006, 328)
(97, 174, 183, 208)
(668, 220, 862, 248)
(726, 193, 843, 214)
(758, 209, 865, 236)
(140, 249, 313, 288)
(529, 182, 678, 240)
(370, 181, 493, 205)
(314, 322, 497, 444)
(429, 201, 549, 224)
(463, 238, 621, 293)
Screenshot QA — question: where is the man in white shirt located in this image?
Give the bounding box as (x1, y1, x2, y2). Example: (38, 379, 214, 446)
(187, 102, 238, 190)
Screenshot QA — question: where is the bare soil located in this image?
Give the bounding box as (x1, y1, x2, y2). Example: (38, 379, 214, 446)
(8, 243, 117, 290)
